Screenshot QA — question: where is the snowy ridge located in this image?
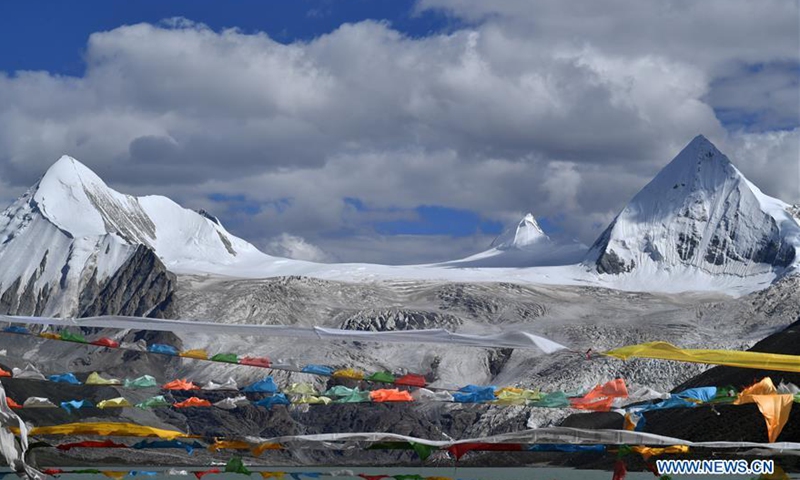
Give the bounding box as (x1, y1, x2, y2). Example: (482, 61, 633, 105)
(586, 135, 799, 278)
(0, 135, 798, 306)
(0, 156, 273, 316)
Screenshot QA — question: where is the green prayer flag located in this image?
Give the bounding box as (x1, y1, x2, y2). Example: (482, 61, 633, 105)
(124, 375, 158, 389)
(136, 395, 171, 409)
(224, 457, 251, 475)
(710, 385, 738, 404)
(367, 371, 395, 383)
(60, 331, 87, 343)
(334, 391, 371, 403)
(366, 441, 432, 460)
(410, 442, 433, 460)
(324, 385, 357, 397)
(617, 444, 634, 457)
(530, 391, 569, 408)
(211, 353, 239, 363)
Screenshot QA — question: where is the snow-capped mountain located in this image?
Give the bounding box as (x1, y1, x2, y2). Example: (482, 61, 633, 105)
(442, 213, 586, 268)
(1, 135, 798, 317)
(586, 135, 800, 277)
(0, 155, 271, 317)
(491, 213, 549, 249)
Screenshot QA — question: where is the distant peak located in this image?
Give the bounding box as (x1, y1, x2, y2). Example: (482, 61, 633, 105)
(520, 213, 543, 232)
(491, 212, 548, 249)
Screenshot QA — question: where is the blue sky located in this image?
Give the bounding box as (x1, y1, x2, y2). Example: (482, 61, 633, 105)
(0, 1, 797, 264)
(0, 0, 461, 74)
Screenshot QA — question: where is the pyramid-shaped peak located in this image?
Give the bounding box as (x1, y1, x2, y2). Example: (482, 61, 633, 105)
(40, 155, 106, 190)
(687, 133, 715, 150)
(684, 134, 723, 155)
(520, 213, 543, 231)
(666, 134, 731, 170)
(632, 134, 742, 202)
(491, 213, 549, 249)
(31, 155, 150, 239)
(587, 134, 798, 275)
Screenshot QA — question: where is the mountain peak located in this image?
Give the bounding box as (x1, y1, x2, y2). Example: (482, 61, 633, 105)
(32, 155, 146, 239)
(0, 154, 272, 315)
(491, 213, 549, 250)
(41, 155, 104, 186)
(687, 133, 713, 150)
(588, 135, 798, 276)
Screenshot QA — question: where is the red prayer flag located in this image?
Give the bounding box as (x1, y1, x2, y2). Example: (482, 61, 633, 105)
(57, 439, 127, 451)
(240, 356, 271, 368)
(174, 397, 212, 408)
(163, 379, 200, 390)
(394, 373, 426, 387)
(613, 459, 627, 480)
(194, 468, 221, 479)
(91, 337, 120, 348)
(447, 442, 523, 460)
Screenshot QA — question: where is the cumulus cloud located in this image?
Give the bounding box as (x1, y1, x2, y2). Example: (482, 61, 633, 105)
(264, 233, 334, 262)
(0, 5, 796, 263)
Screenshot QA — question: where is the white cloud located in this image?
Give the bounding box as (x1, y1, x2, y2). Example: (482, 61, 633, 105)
(0, 8, 796, 263)
(264, 233, 334, 262)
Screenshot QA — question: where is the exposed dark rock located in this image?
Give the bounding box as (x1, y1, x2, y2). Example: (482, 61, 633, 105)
(676, 231, 698, 262)
(79, 245, 178, 319)
(216, 231, 237, 256)
(436, 284, 501, 317)
(0, 277, 21, 313)
(339, 308, 462, 331)
(17, 270, 40, 315)
(560, 412, 624, 430)
(196, 209, 220, 225)
(487, 348, 514, 377)
(596, 249, 635, 274)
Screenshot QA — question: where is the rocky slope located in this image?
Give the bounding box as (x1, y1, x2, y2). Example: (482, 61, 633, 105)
(1, 274, 799, 468)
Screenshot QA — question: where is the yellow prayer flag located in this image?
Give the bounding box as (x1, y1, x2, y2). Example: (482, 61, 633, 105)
(605, 342, 800, 373)
(252, 443, 283, 457)
(208, 440, 252, 451)
(180, 349, 209, 360)
(96, 397, 132, 409)
(735, 378, 794, 442)
(101, 471, 127, 479)
(332, 368, 365, 380)
(15, 422, 186, 439)
(86, 372, 121, 385)
(631, 445, 689, 460)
